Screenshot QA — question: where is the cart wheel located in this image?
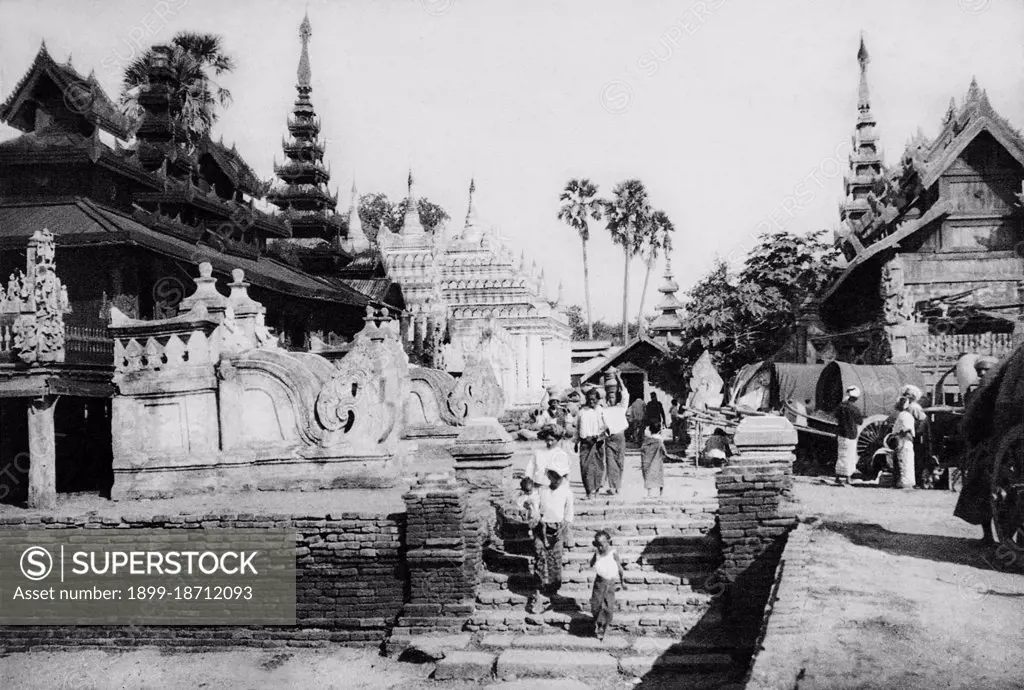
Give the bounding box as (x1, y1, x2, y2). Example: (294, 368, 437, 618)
(856, 417, 890, 471)
(989, 424, 1024, 549)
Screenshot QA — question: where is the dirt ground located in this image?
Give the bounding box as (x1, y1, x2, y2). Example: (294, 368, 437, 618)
(782, 478, 1024, 690)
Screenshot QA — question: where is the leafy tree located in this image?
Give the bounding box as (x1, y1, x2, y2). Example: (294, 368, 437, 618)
(636, 209, 674, 332)
(358, 193, 449, 235)
(395, 197, 451, 232)
(565, 304, 640, 345)
(557, 179, 603, 340)
(652, 230, 841, 396)
(603, 180, 651, 344)
(358, 192, 394, 238)
(120, 32, 236, 148)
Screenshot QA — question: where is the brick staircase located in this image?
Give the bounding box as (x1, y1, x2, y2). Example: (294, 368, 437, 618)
(390, 452, 746, 685)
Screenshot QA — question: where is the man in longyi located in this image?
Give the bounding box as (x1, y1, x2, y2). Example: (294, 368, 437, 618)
(575, 387, 607, 501)
(834, 386, 863, 487)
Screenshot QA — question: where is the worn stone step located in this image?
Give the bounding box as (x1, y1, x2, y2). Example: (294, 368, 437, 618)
(479, 633, 632, 651)
(495, 649, 619, 679)
(476, 587, 715, 613)
(618, 652, 736, 676)
(573, 504, 718, 520)
(569, 517, 717, 532)
(481, 569, 713, 590)
(562, 549, 720, 568)
(501, 533, 717, 550)
(433, 650, 496, 681)
(464, 607, 722, 637)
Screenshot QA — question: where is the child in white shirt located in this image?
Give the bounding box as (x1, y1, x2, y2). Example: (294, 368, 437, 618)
(589, 530, 625, 639)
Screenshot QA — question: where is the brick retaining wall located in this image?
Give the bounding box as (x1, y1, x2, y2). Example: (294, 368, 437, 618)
(0, 512, 406, 651)
(744, 523, 816, 689)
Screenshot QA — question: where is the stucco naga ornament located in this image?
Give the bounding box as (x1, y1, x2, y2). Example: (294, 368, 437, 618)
(447, 352, 506, 422)
(315, 348, 393, 448)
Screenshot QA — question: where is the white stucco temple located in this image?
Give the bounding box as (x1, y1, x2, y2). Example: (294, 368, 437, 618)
(377, 175, 572, 407)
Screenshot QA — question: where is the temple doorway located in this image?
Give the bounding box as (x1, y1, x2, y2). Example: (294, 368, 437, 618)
(55, 397, 113, 498)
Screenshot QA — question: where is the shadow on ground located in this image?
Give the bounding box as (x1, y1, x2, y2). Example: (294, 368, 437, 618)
(630, 534, 747, 688)
(820, 520, 1008, 571)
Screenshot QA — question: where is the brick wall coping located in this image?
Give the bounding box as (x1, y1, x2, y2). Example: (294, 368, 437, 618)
(0, 487, 408, 522)
(0, 512, 404, 527)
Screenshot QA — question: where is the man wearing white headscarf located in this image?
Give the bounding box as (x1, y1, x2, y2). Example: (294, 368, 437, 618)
(834, 386, 864, 486)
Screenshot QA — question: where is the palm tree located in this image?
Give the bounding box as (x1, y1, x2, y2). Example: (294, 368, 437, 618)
(557, 179, 603, 340)
(120, 32, 236, 147)
(603, 180, 651, 345)
(636, 210, 675, 333)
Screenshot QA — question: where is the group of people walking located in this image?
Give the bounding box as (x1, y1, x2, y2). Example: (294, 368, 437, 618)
(515, 370, 680, 635)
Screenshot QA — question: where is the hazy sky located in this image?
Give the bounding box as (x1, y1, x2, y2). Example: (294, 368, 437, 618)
(2, 0, 1023, 320)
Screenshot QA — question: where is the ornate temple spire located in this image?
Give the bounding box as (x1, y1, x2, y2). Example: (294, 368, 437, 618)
(266, 11, 341, 241)
(650, 255, 683, 342)
(402, 169, 425, 235)
(347, 178, 370, 253)
(857, 33, 870, 111)
(298, 11, 312, 89)
(840, 33, 883, 232)
(462, 177, 483, 242)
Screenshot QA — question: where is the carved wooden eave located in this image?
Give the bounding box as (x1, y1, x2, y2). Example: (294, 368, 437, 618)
(0, 42, 130, 139)
(920, 111, 1024, 189)
(819, 199, 953, 304)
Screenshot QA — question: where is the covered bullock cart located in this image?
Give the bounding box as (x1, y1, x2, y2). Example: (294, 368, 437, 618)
(778, 361, 927, 472)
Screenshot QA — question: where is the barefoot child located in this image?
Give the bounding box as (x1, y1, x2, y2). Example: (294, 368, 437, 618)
(641, 420, 680, 499)
(589, 530, 625, 639)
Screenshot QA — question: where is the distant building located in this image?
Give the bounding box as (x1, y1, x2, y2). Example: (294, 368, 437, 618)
(795, 36, 1024, 403)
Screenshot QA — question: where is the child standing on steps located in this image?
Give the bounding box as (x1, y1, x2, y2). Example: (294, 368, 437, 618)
(589, 530, 625, 640)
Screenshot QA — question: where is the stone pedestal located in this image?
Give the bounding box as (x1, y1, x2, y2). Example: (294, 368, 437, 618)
(27, 395, 57, 509)
(449, 417, 514, 503)
(716, 415, 799, 658)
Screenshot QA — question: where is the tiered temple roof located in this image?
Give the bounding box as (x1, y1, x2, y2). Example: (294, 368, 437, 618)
(266, 12, 342, 241)
(649, 256, 683, 343)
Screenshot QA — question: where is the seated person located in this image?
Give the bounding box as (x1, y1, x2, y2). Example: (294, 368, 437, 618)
(702, 428, 733, 466)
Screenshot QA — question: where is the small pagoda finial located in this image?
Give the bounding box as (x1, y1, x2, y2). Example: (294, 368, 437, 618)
(462, 177, 483, 241)
(856, 33, 870, 111)
(297, 11, 312, 89)
(401, 169, 425, 235)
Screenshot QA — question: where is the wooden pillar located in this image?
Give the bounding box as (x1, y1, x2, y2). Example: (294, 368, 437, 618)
(27, 395, 57, 509)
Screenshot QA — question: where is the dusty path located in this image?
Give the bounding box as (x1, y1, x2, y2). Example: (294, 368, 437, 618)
(775, 478, 1024, 690)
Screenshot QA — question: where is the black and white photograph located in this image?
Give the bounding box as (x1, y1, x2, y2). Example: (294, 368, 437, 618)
(0, 0, 1023, 687)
